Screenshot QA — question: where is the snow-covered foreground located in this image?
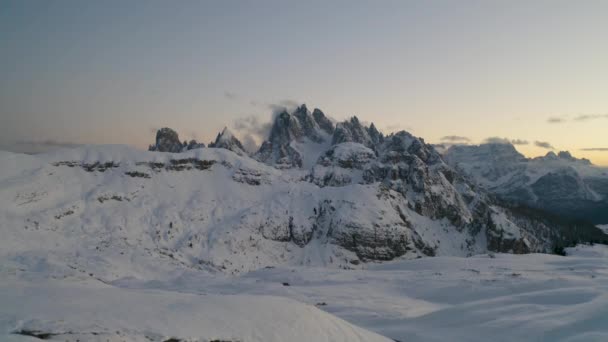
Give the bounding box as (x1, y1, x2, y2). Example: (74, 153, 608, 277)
(3, 245, 608, 341)
(0, 279, 389, 342)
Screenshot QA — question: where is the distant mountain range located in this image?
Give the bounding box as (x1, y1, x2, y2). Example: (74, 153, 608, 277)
(2, 105, 606, 279)
(444, 143, 608, 223)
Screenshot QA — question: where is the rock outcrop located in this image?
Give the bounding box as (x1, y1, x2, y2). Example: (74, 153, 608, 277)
(209, 127, 247, 156)
(149, 128, 204, 152)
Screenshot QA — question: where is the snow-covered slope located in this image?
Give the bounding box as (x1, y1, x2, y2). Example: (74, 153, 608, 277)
(5, 244, 608, 342)
(0, 278, 389, 342)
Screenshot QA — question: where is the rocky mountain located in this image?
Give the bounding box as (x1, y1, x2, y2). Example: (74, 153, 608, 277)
(332, 117, 384, 149)
(2, 106, 606, 280)
(208, 127, 247, 156)
(445, 143, 608, 223)
(149, 127, 204, 152)
(254, 104, 335, 169)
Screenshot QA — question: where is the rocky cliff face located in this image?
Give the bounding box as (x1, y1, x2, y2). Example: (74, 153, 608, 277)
(149, 128, 204, 152)
(254, 104, 334, 168)
(332, 117, 384, 149)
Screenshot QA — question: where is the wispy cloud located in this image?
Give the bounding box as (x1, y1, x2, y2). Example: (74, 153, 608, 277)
(548, 114, 608, 123)
(510, 139, 529, 145)
(483, 137, 510, 144)
(441, 135, 471, 143)
(267, 99, 301, 115)
(534, 141, 554, 149)
(580, 147, 608, 151)
(232, 115, 273, 153)
(573, 114, 608, 122)
(483, 137, 529, 145)
(547, 116, 566, 123)
(384, 123, 412, 133)
(224, 91, 238, 100)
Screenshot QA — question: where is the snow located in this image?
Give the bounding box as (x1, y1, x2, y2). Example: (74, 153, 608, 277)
(4, 247, 608, 341)
(330, 142, 375, 162)
(0, 279, 389, 342)
(597, 224, 608, 234)
(4, 145, 608, 341)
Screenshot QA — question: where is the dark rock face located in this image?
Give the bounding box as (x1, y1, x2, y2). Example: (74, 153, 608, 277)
(186, 140, 205, 150)
(360, 132, 474, 229)
(332, 117, 384, 149)
(317, 143, 376, 170)
(312, 108, 335, 135)
(255, 104, 334, 168)
(149, 128, 183, 152)
(149, 128, 204, 152)
(308, 127, 551, 256)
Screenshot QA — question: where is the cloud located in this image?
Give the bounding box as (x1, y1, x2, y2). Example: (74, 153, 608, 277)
(510, 139, 529, 145)
(573, 114, 608, 122)
(441, 135, 471, 143)
(382, 123, 413, 134)
(483, 137, 511, 144)
(232, 114, 274, 152)
(1, 140, 83, 154)
(482, 137, 529, 145)
(547, 116, 566, 123)
(240, 134, 259, 154)
(580, 147, 608, 151)
(233, 115, 273, 137)
(548, 114, 608, 123)
(224, 91, 238, 100)
(534, 141, 554, 149)
(267, 99, 301, 115)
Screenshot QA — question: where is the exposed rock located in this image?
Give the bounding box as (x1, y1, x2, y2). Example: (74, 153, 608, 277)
(332, 116, 384, 149)
(312, 108, 335, 135)
(255, 104, 333, 168)
(209, 127, 247, 156)
(149, 128, 183, 153)
(149, 128, 204, 152)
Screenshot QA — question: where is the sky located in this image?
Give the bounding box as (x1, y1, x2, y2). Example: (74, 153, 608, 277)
(1, 0, 607, 165)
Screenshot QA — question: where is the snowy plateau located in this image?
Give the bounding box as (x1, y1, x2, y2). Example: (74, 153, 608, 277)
(2, 105, 608, 341)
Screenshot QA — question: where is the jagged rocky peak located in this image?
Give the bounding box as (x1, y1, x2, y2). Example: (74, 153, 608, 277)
(209, 127, 246, 156)
(255, 104, 335, 168)
(149, 127, 182, 152)
(332, 116, 384, 149)
(312, 108, 334, 135)
(149, 127, 204, 153)
(270, 104, 333, 144)
(381, 131, 442, 165)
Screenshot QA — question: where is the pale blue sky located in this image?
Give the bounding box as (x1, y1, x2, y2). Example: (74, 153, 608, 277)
(2, 0, 608, 164)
